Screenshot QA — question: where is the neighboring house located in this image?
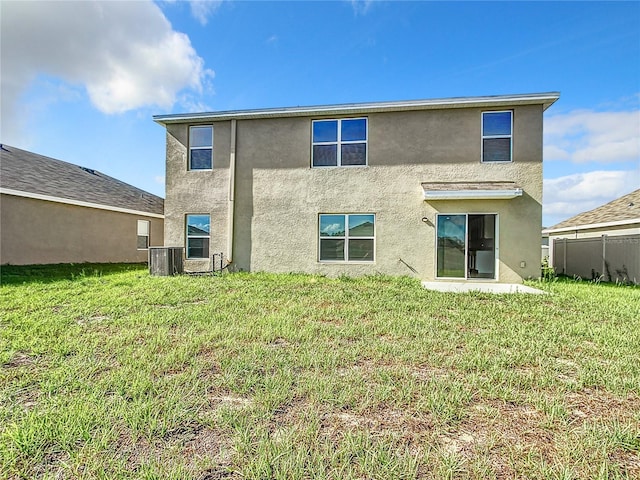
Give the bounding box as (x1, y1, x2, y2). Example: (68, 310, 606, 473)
(543, 189, 640, 282)
(0, 145, 164, 265)
(544, 189, 640, 241)
(541, 231, 550, 263)
(154, 92, 559, 283)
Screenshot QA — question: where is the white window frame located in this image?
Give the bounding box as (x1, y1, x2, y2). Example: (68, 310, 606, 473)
(312, 118, 368, 167)
(189, 125, 214, 170)
(481, 111, 513, 163)
(186, 214, 211, 259)
(318, 213, 376, 263)
(434, 213, 500, 280)
(137, 220, 150, 250)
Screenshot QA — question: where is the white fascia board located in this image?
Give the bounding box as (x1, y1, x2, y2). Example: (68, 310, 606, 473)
(423, 188, 523, 200)
(543, 218, 640, 235)
(0, 188, 164, 219)
(154, 92, 560, 125)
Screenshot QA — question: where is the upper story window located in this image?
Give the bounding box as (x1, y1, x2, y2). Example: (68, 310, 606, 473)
(186, 214, 210, 259)
(137, 220, 149, 250)
(312, 118, 367, 167)
(319, 213, 375, 262)
(189, 126, 213, 170)
(482, 111, 512, 162)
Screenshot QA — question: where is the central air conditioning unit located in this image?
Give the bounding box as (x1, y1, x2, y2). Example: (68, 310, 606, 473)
(149, 247, 184, 276)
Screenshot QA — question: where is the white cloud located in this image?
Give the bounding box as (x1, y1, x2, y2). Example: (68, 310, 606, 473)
(322, 223, 344, 235)
(189, 0, 223, 26)
(154, 175, 166, 185)
(350, 0, 374, 16)
(1, 0, 213, 141)
(544, 109, 640, 164)
(544, 169, 640, 222)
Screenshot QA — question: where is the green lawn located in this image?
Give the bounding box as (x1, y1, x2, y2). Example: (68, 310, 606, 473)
(1, 264, 639, 479)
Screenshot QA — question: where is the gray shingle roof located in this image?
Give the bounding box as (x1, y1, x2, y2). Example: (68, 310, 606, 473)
(0, 144, 163, 215)
(548, 189, 640, 231)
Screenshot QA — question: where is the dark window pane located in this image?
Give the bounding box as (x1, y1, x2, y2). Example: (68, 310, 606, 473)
(191, 126, 212, 147)
(483, 112, 511, 136)
(319, 214, 345, 237)
(437, 215, 466, 278)
(349, 215, 374, 236)
(190, 149, 212, 169)
(187, 215, 210, 234)
(348, 239, 374, 261)
(483, 138, 511, 162)
(313, 145, 338, 166)
(137, 235, 148, 249)
(342, 118, 367, 141)
(187, 238, 209, 259)
(313, 120, 338, 142)
(320, 239, 345, 261)
(468, 214, 496, 279)
(341, 143, 366, 165)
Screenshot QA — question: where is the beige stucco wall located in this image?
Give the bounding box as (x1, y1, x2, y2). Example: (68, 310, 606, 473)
(164, 105, 543, 282)
(0, 194, 164, 265)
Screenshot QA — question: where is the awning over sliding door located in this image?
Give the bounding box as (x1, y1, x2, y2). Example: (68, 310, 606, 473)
(422, 182, 522, 200)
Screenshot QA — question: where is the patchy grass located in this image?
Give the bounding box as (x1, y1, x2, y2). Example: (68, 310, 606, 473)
(1, 265, 639, 479)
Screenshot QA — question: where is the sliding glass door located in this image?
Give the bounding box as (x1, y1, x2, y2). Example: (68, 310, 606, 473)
(437, 214, 496, 279)
(436, 215, 467, 278)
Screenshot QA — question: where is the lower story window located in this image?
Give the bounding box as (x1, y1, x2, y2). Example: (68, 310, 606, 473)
(137, 220, 149, 250)
(186, 214, 210, 259)
(319, 213, 375, 262)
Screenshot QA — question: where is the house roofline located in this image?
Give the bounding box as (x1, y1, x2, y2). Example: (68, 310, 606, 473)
(154, 92, 560, 125)
(542, 217, 640, 235)
(0, 188, 165, 219)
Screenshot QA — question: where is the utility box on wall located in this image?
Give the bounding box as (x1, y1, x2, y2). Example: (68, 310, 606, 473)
(149, 247, 184, 276)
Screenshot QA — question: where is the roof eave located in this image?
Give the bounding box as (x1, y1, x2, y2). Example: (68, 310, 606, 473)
(0, 188, 164, 218)
(153, 92, 560, 125)
(543, 217, 640, 234)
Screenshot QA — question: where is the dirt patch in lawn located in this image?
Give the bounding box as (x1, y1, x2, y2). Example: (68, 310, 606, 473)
(323, 404, 435, 448)
(207, 392, 253, 409)
(31, 450, 71, 479)
(565, 387, 640, 423)
(3, 352, 37, 368)
(444, 400, 554, 478)
(265, 397, 436, 455)
(445, 390, 640, 478)
(119, 421, 235, 477)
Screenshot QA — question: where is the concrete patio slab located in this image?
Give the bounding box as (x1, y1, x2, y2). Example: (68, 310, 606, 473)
(422, 281, 547, 294)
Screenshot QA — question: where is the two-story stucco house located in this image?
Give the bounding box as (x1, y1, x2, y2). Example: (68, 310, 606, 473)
(154, 92, 559, 283)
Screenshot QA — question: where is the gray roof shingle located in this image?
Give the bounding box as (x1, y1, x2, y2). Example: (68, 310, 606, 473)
(548, 189, 640, 231)
(0, 144, 163, 215)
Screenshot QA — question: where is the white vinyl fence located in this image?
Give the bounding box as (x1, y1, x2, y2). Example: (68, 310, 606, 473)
(553, 234, 639, 284)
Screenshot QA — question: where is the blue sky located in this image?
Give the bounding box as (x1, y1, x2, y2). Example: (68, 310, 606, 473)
(1, 0, 638, 227)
